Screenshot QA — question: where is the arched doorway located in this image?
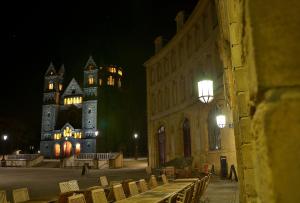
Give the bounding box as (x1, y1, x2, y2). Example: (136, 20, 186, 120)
(63, 141, 72, 157)
(183, 118, 191, 157)
(54, 144, 60, 158)
(75, 143, 81, 155)
(157, 126, 166, 165)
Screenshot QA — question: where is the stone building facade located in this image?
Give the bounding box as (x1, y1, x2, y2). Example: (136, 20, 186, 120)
(40, 57, 123, 158)
(144, 0, 237, 175)
(145, 0, 300, 202)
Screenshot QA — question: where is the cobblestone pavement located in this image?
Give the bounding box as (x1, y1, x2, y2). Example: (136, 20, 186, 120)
(201, 176, 239, 203)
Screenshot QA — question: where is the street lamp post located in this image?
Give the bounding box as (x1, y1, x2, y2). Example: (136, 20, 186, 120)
(133, 133, 138, 160)
(1, 135, 8, 167)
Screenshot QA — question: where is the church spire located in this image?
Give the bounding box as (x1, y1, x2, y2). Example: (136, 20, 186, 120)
(45, 62, 56, 76)
(58, 64, 65, 76)
(84, 56, 97, 70)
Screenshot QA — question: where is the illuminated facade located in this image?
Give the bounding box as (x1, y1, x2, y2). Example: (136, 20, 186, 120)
(40, 57, 124, 158)
(144, 1, 237, 174)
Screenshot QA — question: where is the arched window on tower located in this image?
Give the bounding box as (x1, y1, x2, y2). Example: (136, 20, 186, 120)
(48, 81, 54, 90)
(88, 76, 94, 85)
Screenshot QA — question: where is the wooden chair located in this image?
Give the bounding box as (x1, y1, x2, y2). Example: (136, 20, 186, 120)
(138, 179, 149, 192)
(149, 175, 158, 188)
(191, 180, 201, 203)
(165, 192, 177, 203)
(59, 181, 72, 193)
(12, 188, 30, 203)
(91, 188, 108, 203)
(112, 184, 126, 201)
(99, 176, 109, 188)
(128, 181, 139, 196)
(0, 190, 9, 203)
(161, 174, 168, 184)
(176, 186, 192, 203)
(68, 194, 86, 203)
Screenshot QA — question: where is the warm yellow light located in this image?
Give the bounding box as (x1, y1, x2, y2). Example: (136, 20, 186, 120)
(64, 127, 72, 137)
(74, 132, 82, 139)
(75, 143, 81, 155)
(48, 82, 54, 90)
(118, 70, 122, 76)
(59, 84, 63, 91)
(64, 97, 82, 105)
(216, 115, 226, 128)
(198, 80, 214, 103)
(54, 133, 62, 140)
(99, 79, 102, 86)
(88, 76, 94, 85)
(107, 76, 114, 86)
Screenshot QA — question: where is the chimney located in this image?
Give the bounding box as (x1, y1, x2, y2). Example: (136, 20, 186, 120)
(154, 36, 163, 53)
(175, 11, 185, 32)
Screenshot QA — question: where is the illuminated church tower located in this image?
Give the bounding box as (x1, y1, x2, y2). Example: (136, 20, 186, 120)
(40, 56, 124, 158)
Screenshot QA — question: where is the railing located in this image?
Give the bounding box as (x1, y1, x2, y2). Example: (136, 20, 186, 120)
(7, 154, 40, 160)
(76, 153, 118, 160)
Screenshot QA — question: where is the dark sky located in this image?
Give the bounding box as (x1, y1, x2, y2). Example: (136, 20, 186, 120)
(0, 0, 198, 149)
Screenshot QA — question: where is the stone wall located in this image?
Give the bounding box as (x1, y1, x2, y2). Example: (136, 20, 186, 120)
(216, 0, 300, 202)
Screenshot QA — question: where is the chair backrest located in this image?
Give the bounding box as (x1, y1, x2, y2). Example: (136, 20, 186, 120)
(59, 181, 71, 193)
(177, 186, 192, 203)
(68, 180, 80, 191)
(161, 174, 168, 184)
(91, 188, 108, 203)
(167, 192, 177, 203)
(186, 183, 195, 203)
(149, 175, 158, 188)
(99, 176, 109, 187)
(191, 180, 201, 203)
(12, 188, 30, 203)
(139, 179, 149, 192)
(128, 181, 139, 196)
(0, 190, 8, 203)
(113, 184, 126, 201)
(68, 194, 86, 203)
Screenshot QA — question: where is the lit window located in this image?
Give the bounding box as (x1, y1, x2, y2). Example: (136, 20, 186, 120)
(54, 133, 62, 140)
(107, 76, 114, 86)
(73, 132, 82, 139)
(59, 84, 63, 91)
(109, 67, 116, 73)
(118, 70, 122, 76)
(64, 127, 72, 137)
(88, 76, 94, 85)
(48, 82, 54, 90)
(64, 97, 82, 105)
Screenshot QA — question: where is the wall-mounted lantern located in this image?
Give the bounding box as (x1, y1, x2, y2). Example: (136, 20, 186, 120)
(198, 80, 214, 103)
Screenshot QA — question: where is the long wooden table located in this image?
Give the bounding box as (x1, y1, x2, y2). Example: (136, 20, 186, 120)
(115, 182, 192, 203)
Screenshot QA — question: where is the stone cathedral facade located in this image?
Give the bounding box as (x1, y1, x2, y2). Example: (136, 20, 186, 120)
(40, 56, 123, 158)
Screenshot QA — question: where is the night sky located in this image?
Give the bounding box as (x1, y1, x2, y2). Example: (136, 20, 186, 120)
(1, 0, 198, 152)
